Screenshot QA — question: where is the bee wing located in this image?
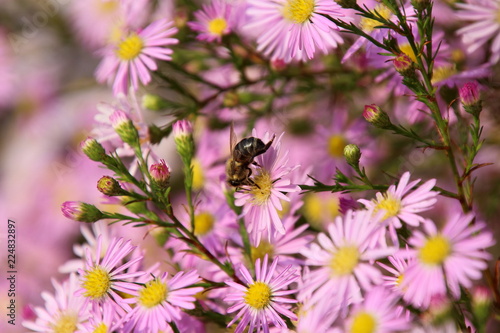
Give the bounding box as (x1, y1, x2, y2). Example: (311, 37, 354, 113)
(229, 122, 237, 154)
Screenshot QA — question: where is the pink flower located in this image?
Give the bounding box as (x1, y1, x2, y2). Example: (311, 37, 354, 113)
(456, 0, 500, 64)
(96, 18, 178, 95)
(224, 255, 298, 333)
(234, 131, 300, 245)
(188, 0, 236, 42)
(400, 213, 495, 308)
(358, 172, 439, 244)
(300, 209, 396, 308)
(244, 0, 344, 62)
(123, 270, 203, 332)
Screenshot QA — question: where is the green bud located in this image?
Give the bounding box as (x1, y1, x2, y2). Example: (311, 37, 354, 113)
(81, 137, 107, 162)
(61, 201, 104, 223)
(344, 144, 361, 167)
(173, 120, 195, 162)
(142, 93, 169, 111)
(110, 110, 139, 146)
(363, 104, 392, 129)
(97, 176, 127, 196)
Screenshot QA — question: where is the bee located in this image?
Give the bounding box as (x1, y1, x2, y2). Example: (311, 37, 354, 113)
(226, 124, 275, 188)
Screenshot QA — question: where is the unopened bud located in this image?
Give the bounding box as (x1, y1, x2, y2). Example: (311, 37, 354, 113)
(459, 82, 482, 116)
(97, 176, 126, 196)
(150, 159, 171, 188)
(61, 201, 104, 223)
(81, 137, 107, 162)
(270, 59, 287, 71)
(472, 286, 492, 324)
(363, 104, 392, 129)
(344, 144, 361, 167)
(142, 93, 169, 111)
(393, 53, 414, 76)
(411, 0, 431, 11)
(110, 110, 139, 146)
(173, 119, 194, 161)
(425, 294, 452, 326)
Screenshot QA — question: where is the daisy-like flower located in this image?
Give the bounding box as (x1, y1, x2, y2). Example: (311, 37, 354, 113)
(233, 131, 299, 245)
(188, 0, 236, 42)
(300, 209, 396, 308)
(400, 213, 495, 309)
(123, 270, 203, 332)
(358, 172, 439, 244)
(95, 18, 178, 95)
(377, 250, 413, 298)
(340, 286, 410, 333)
(244, 0, 344, 62)
(456, 0, 500, 64)
(79, 304, 121, 333)
(23, 274, 89, 332)
(75, 236, 145, 314)
(224, 255, 299, 333)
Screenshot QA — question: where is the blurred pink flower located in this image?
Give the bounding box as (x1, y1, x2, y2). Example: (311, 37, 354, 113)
(96, 18, 178, 95)
(188, 0, 236, 42)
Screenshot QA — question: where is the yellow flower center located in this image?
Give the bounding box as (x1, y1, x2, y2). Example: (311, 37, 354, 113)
(251, 240, 275, 263)
(399, 43, 417, 63)
(51, 313, 78, 333)
(208, 17, 228, 36)
(302, 193, 340, 229)
(330, 246, 360, 276)
(194, 212, 215, 236)
(98, 0, 118, 13)
(92, 323, 108, 333)
(373, 193, 401, 220)
(244, 281, 272, 310)
(327, 135, 347, 158)
(116, 33, 144, 61)
(419, 235, 451, 266)
(139, 279, 168, 308)
(249, 170, 273, 206)
(191, 159, 205, 191)
(431, 64, 457, 85)
(82, 266, 111, 300)
(284, 0, 316, 24)
(350, 311, 378, 333)
(360, 5, 393, 33)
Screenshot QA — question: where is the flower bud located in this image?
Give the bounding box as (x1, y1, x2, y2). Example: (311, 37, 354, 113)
(363, 104, 392, 129)
(411, 0, 431, 11)
(472, 286, 492, 324)
(81, 137, 107, 162)
(270, 59, 287, 71)
(110, 110, 139, 146)
(424, 294, 452, 326)
(344, 144, 361, 167)
(61, 201, 104, 223)
(142, 93, 169, 111)
(173, 119, 195, 161)
(150, 159, 171, 188)
(393, 53, 414, 76)
(97, 176, 126, 196)
(459, 82, 482, 116)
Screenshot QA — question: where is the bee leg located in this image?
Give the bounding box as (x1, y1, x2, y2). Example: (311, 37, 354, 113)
(246, 168, 261, 189)
(263, 134, 276, 151)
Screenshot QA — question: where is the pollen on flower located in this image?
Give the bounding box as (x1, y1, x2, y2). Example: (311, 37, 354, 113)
(51, 313, 78, 333)
(249, 170, 273, 206)
(350, 311, 378, 333)
(431, 64, 457, 85)
(191, 159, 205, 191)
(399, 43, 418, 63)
(360, 5, 393, 33)
(208, 17, 228, 36)
(251, 240, 275, 263)
(244, 281, 272, 310)
(98, 0, 118, 13)
(93, 323, 108, 333)
(327, 135, 347, 158)
(139, 279, 168, 308)
(194, 212, 215, 236)
(373, 193, 401, 220)
(82, 266, 111, 299)
(419, 235, 451, 266)
(284, 0, 316, 24)
(116, 33, 144, 61)
(330, 246, 360, 276)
